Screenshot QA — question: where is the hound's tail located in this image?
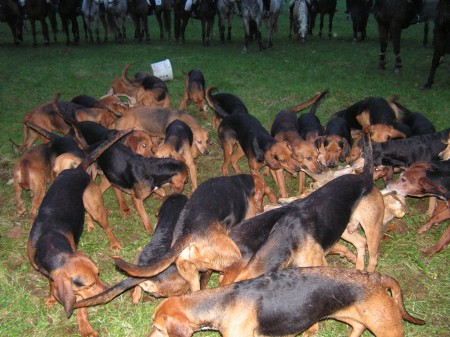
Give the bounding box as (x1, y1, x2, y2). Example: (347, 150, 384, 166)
(362, 129, 374, 178)
(24, 121, 61, 142)
(205, 86, 229, 118)
(287, 90, 329, 113)
(74, 277, 148, 309)
(379, 274, 426, 325)
(113, 236, 190, 277)
(51, 93, 91, 151)
(308, 90, 329, 115)
(79, 128, 131, 170)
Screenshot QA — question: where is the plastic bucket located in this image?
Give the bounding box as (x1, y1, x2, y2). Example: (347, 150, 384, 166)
(150, 59, 173, 81)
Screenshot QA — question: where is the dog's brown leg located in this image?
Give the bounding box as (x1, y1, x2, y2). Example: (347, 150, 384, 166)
(230, 145, 245, 174)
(131, 286, 142, 304)
(340, 230, 367, 271)
(328, 242, 357, 264)
(29, 171, 47, 220)
(421, 224, 450, 257)
(77, 308, 98, 337)
(351, 190, 384, 272)
(418, 204, 450, 234)
(271, 168, 288, 198)
(176, 257, 201, 291)
(112, 187, 131, 216)
(45, 281, 59, 307)
(85, 214, 96, 232)
(183, 144, 198, 191)
(298, 171, 306, 195)
(426, 196, 437, 217)
(221, 141, 235, 176)
(83, 182, 123, 250)
(13, 182, 26, 216)
(130, 194, 153, 234)
(178, 232, 242, 291)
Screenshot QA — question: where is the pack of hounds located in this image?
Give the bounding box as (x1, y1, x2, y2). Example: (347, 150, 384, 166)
(13, 64, 450, 337)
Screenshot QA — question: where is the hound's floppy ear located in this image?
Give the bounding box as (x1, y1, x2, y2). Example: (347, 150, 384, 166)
(419, 178, 446, 198)
(53, 272, 76, 318)
(314, 136, 325, 149)
(164, 313, 194, 337)
(339, 139, 350, 161)
(264, 152, 281, 170)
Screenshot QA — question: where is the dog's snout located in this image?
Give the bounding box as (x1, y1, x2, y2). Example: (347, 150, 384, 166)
(203, 150, 209, 156)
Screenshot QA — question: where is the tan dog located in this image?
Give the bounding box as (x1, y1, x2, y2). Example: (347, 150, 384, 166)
(148, 267, 425, 337)
(178, 69, 207, 119)
(122, 129, 154, 158)
(113, 106, 211, 158)
(110, 64, 171, 107)
(13, 144, 52, 220)
(270, 92, 326, 195)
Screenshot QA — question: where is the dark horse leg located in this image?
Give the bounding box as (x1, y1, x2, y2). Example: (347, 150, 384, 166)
(390, 22, 403, 73)
(377, 23, 388, 70)
(328, 10, 334, 38)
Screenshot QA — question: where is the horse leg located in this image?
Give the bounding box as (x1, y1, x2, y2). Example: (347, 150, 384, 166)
(219, 14, 225, 43)
(256, 18, 264, 52)
(377, 23, 388, 70)
(164, 9, 171, 40)
(328, 11, 334, 39)
(48, 10, 58, 42)
(241, 16, 249, 54)
(121, 16, 127, 41)
(319, 13, 324, 38)
(390, 22, 402, 73)
(181, 15, 189, 43)
(30, 18, 38, 47)
(41, 17, 50, 46)
(61, 17, 70, 45)
(143, 16, 150, 43)
(227, 14, 232, 41)
(72, 16, 80, 44)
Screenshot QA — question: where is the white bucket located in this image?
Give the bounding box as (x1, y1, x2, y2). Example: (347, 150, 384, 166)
(150, 59, 173, 81)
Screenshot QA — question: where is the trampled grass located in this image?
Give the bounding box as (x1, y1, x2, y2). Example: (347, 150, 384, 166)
(0, 1, 449, 336)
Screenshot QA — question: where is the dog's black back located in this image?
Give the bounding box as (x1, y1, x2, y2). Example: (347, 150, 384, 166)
(175, 174, 256, 236)
(271, 110, 299, 137)
(373, 128, 450, 167)
(77, 121, 185, 190)
(219, 113, 277, 163)
(164, 120, 193, 151)
(297, 111, 324, 140)
(325, 116, 353, 145)
(29, 167, 90, 274)
(138, 194, 189, 265)
(333, 96, 396, 129)
(208, 92, 249, 117)
(187, 69, 205, 92)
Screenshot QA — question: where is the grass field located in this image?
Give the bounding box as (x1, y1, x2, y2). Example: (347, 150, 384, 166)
(0, 1, 449, 336)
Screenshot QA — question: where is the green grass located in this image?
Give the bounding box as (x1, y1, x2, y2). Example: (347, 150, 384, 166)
(0, 1, 449, 336)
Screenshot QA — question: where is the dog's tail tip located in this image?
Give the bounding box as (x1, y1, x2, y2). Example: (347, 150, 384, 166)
(52, 92, 62, 102)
